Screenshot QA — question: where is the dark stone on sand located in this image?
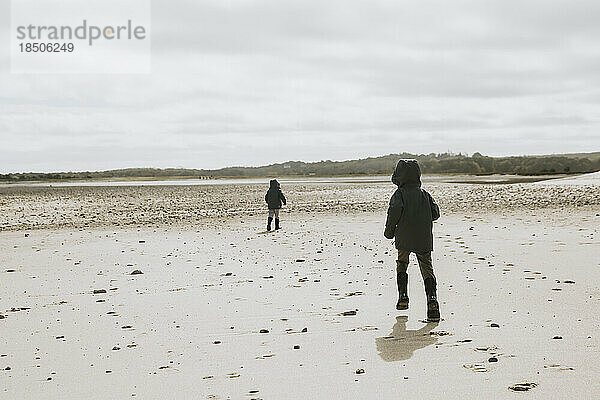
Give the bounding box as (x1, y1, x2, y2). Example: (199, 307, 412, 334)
(0, 315, 4, 319)
(213, 340, 221, 344)
(112, 346, 120, 351)
(130, 270, 143, 275)
(552, 336, 563, 340)
(139, 240, 145, 243)
(259, 329, 269, 333)
(93, 289, 107, 294)
(296, 259, 305, 263)
(105, 370, 112, 373)
(4, 366, 10, 370)
(488, 357, 498, 362)
(55, 336, 65, 339)
(563, 280, 575, 284)
(490, 323, 500, 328)
(341, 310, 357, 316)
(6, 269, 15, 273)
(121, 325, 133, 329)
(355, 368, 365, 374)
(293, 345, 300, 349)
(301, 327, 308, 333)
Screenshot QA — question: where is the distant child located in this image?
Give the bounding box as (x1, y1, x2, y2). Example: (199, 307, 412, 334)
(384, 159, 441, 321)
(265, 179, 286, 231)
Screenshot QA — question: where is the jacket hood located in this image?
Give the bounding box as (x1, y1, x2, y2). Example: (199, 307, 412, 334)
(269, 179, 280, 189)
(391, 159, 421, 187)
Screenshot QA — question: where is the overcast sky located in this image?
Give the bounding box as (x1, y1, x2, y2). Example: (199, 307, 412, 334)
(1, 0, 600, 173)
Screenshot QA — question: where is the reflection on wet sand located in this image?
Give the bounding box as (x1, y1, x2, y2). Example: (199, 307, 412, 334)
(376, 316, 439, 362)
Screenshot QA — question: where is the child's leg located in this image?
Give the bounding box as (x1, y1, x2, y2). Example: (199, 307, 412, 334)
(396, 249, 410, 299)
(416, 252, 440, 321)
(415, 252, 437, 297)
(274, 209, 280, 229)
(267, 209, 274, 230)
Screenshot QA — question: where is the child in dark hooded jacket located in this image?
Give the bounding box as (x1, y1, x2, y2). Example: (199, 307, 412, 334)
(265, 179, 286, 231)
(384, 159, 441, 321)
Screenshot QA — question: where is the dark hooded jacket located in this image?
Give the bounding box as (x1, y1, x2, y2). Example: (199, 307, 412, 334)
(265, 179, 286, 209)
(384, 160, 440, 252)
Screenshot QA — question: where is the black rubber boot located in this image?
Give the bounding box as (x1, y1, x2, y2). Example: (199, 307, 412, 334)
(267, 217, 273, 231)
(424, 277, 440, 322)
(396, 261, 409, 310)
(274, 218, 280, 230)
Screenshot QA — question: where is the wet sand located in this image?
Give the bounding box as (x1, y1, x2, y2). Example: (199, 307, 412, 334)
(1, 178, 599, 399)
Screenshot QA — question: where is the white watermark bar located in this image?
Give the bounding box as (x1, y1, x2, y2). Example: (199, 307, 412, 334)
(10, 0, 151, 73)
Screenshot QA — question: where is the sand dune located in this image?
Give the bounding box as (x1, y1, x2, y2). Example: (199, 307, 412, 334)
(536, 171, 600, 185)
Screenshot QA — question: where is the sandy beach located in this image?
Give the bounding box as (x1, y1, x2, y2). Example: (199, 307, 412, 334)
(1, 176, 599, 399)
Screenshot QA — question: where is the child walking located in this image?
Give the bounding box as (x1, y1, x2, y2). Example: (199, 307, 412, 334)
(384, 159, 441, 321)
(265, 179, 286, 231)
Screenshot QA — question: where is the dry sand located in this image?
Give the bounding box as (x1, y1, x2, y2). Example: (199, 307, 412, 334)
(1, 176, 599, 399)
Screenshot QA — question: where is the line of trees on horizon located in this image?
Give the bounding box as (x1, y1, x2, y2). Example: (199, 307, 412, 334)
(2, 152, 600, 182)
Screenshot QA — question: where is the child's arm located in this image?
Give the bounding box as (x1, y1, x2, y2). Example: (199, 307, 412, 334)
(280, 191, 287, 205)
(428, 192, 440, 221)
(265, 192, 269, 204)
(384, 193, 403, 239)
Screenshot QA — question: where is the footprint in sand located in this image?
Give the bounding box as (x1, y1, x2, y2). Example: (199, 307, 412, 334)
(544, 363, 574, 371)
(508, 382, 537, 392)
(463, 363, 488, 373)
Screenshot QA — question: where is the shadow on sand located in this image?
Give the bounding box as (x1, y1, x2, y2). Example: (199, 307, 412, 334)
(376, 316, 439, 362)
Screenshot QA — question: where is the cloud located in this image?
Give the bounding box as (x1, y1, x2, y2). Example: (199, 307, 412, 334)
(0, 0, 599, 172)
